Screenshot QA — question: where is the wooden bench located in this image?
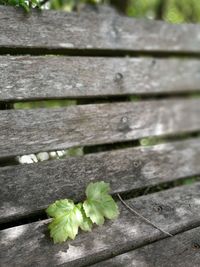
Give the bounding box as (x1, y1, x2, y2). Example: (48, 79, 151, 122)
(1, 5, 200, 267)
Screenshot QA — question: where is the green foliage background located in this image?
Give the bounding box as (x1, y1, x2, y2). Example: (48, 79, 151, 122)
(0, 0, 200, 23)
(127, 0, 200, 23)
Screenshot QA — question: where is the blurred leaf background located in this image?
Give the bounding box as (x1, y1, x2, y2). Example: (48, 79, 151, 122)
(0, 0, 200, 23)
(127, 0, 200, 23)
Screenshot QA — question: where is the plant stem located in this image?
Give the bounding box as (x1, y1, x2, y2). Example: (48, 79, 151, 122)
(117, 193, 173, 237)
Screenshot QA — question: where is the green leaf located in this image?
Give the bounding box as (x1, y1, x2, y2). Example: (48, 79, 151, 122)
(46, 199, 83, 243)
(46, 199, 75, 218)
(77, 203, 93, 232)
(83, 181, 119, 225)
(46, 182, 119, 243)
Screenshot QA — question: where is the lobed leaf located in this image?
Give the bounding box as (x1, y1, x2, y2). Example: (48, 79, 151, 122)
(47, 199, 83, 243)
(77, 203, 93, 232)
(46, 181, 119, 243)
(83, 181, 119, 225)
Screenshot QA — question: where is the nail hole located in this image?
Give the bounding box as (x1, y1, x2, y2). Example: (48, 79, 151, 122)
(121, 116, 128, 123)
(114, 73, 123, 81)
(133, 161, 141, 168)
(192, 242, 200, 249)
(154, 205, 163, 212)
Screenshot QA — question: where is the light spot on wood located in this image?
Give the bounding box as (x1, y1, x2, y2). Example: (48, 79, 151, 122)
(150, 143, 172, 151)
(5, 85, 12, 89)
(2, 224, 28, 244)
(2, 203, 26, 218)
(142, 161, 157, 179)
(154, 123, 164, 135)
(115, 221, 140, 237)
(56, 244, 86, 263)
(59, 43, 74, 48)
(193, 198, 200, 205)
(76, 83, 83, 88)
(176, 207, 188, 216)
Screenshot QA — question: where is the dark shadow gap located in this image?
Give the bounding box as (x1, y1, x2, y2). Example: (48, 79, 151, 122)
(0, 91, 199, 110)
(0, 157, 19, 167)
(0, 211, 48, 231)
(1, 47, 200, 58)
(0, 102, 14, 110)
(117, 176, 200, 201)
(83, 131, 200, 154)
(76, 92, 200, 105)
(0, 131, 199, 168)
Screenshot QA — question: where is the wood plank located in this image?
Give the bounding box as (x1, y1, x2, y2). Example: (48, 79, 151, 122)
(0, 99, 200, 158)
(1, 183, 200, 267)
(91, 226, 200, 267)
(1, 138, 200, 223)
(1, 6, 200, 53)
(1, 56, 200, 101)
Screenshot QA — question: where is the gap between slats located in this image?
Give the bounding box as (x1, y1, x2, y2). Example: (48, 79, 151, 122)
(0, 130, 199, 167)
(1, 47, 200, 57)
(0, 94, 200, 111)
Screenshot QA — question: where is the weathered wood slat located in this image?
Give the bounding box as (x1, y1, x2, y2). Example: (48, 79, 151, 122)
(0, 99, 200, 158)
(1, 183, 200, 267)
(1, 138, 200, 223)
(91, 226, 200, 267)
(1, 6, 200, 53)
(1, 56, 200, 101)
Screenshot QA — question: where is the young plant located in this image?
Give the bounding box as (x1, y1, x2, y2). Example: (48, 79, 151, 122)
(46, 181, 119, 243)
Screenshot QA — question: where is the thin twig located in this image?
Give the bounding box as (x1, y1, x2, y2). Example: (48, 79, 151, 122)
(117, 193, 173, 237)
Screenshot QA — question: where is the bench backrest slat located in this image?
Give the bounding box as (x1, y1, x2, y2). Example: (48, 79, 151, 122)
(1, 6, 200, 53)
(1, 99, 200, 159)
(1, 56, 200, 101)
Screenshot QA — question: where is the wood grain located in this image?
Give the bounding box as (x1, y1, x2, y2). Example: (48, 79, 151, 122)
(91, 226, 200, 267)
(1, 183, 200, 267)
(1, 138, 200, 223)
(1, 56, 200, 101)
(0, 6, 200, 53)
(0, 99, 200, 158)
